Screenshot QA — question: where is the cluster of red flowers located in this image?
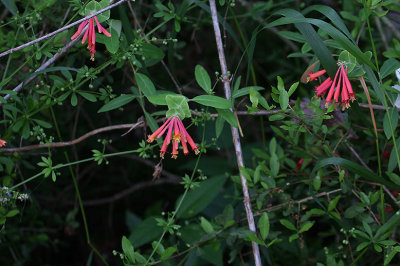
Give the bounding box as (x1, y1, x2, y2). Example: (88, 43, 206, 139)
(309, 63, 355, 110)
(0, 139, 6, 148)
(147, 116, 199, 159)
(71, 15, 111, 61)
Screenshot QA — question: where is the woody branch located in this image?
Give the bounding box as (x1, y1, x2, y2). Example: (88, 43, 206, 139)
(209, 0, 262, 265)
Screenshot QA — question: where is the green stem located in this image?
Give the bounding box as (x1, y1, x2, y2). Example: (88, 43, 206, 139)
(229, 6, 266, 149)
(350, 248, 368, 266)
(50, 106, 109, 266)
(363, 1, 379, 73)
(10, 148, 144, 190)
(145, 122, 206, 265)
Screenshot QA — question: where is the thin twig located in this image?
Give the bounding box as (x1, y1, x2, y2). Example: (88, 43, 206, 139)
(375, 17, 388, 50)
(1, 122, 145, 153)
(346, 142, 400, 206)
(127, 3, 183, 94)
(254, 189, 342, 216)
(82, 176, 179, 206)
(356, 21, 366, 45)
(209, 1, 261, 265)
(378, 9, 400, 40)
(359, 76, 378, 138)
(0, 0, 131, 58)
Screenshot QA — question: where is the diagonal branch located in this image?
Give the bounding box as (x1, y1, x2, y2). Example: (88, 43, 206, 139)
(0, 0, 131, 58)
(0, 0, 127, 105)
(0, 38, 80, 105)
(1, 121, 146, 153)
(208, 1, 262, 265)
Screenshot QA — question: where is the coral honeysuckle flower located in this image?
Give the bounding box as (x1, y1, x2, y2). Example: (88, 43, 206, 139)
(0, 139, 6, 147)
(147, 116, 199, 159)
(71, 15, 111, 61)
(309, 63, 355, 110)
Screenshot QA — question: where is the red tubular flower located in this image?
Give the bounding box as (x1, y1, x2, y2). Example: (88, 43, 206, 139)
(295, 158, 304, 170)
(308, 69, 326, 81)
(0, 139, 6, 147)
(147, 116, 199, 159)
(177, 118, 199, 155)
(95, 16, 111, 36)
(324, 66, 341, 105)
(315, 77, 332, 97)
(160, 117, 175, 159)
(309, 63, 355, 110)
(71, 15, 111, 61)
(147, 117, 172, 143)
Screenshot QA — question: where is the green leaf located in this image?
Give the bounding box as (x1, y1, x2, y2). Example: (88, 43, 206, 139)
(104, 28, 119, 54)
(299, 221, 314, 233)
(161, 247, 177, 260)
(270, 153, 279, 177)
(288, 82, 299, 96)
(200, 217, 214, 233)
(328, 195, 341, 212)
(269, 114, 285, 121)
(135, 73, 156, 98)
(363, 221, 373, 237)
(195, 65, 212, 94)
(1, 0, 17, 15)
(71, 93, 77, 106)
(128, 217, 163, 248)
(268, 10, 376, 71)
(386, 172, 400, 186)
(122, 236, 135, 263)
(245, 232, 266, 246)
(384, 246, 400, 265)
(97, 94, 135, 113)
(302, 5, 354, 43)
(259, 213, 270, 240)
(338, 50, 357, 72)
(176, 175, 228, 218)
(216, 108, 238, 128)
(144, 111, 159, 133)
(311, 157, 397, 189)
(383, 108, 399, 139)
(280, 219, 296, 231)
(139, 43, 165, 61)
(85, 0, 110, 23)
(33, 119, 52, 129)
(78, 91, 97, 102)
(278, 88, 289, 111)
(269, 10, 338, 77)
(249, 87, 270, 109)
(356, 241, 370, 252)
(6, 209, 19, 218)
(380, 58, 400, 79)
(365, 66, 385, 105)
(269, 138, 277, 155)
(232, 86, 264, 99)
(165, 94, 191, 119)
(254, 165, 261, 184)
(147, 92, 178, 106)
(192, 95, 232, 109)
(215, 116, 224, 138)
(306, 208, 325, 215)
(22, 67, 78, 87)
(289, 233, 299, 242)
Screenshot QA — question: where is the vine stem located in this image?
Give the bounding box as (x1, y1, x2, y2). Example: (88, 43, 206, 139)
(208, 1, 262, 265)
(144, 122, 206, 265)
(0, 0, 131, 58)
(49, 106, 109, 266)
